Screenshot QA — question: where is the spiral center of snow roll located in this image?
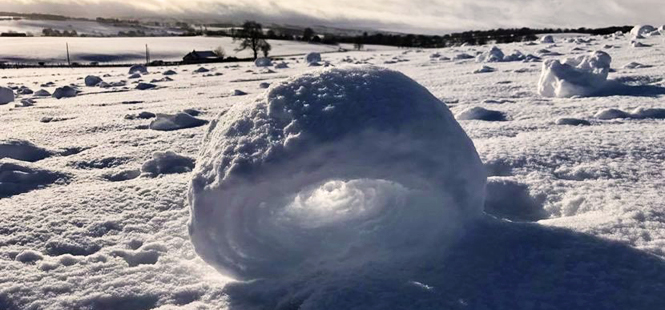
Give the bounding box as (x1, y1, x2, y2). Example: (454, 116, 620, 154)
(278, 179, 408, 229)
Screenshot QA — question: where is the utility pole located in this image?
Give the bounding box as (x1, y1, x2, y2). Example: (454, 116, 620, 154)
(66, 43, 71, 66)
(145, 44, 150, 64)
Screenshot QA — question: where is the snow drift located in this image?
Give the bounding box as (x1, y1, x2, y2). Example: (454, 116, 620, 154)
(305, 52, 321, 64)
(537, 51, 612, 98)
(0, 86, 14, 105)
(187, 66, 486, 302)
(631, 25, 655, 37)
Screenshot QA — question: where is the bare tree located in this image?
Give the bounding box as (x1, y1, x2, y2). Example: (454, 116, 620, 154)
(234, 21, 268, 60)
(302, 27, 314, 41)
(260, 41, 272, 58)
(213, 46, 226, 59)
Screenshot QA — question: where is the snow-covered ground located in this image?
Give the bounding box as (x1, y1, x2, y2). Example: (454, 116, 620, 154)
(1, 32, 665, 309)
(0, 36, 395, 64)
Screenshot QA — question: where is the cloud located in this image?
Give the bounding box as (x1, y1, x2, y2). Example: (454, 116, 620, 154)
(1, 0, 663, 34)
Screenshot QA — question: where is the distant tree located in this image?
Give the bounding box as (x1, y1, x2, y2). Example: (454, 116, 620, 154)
(260, 41, 272, 57)
(266, 29, 277, 39)
(213, 46, 226, 58)
(302, 27, 314, 41)
(234, 21, 268, 59)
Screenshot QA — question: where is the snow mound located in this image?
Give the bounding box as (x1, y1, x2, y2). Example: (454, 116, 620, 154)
(274, 62, 289, 69)
(0, 159, 66, 198)
(453, 53, 475, 60)
(631, 107, 665, 119)
(84, 75, 103, 87)
(540, 35, 554, 44)
(15, 250, 44, 263)
(128, 73, 141, 79)
(17, 86, 33, 95)
(141, 151, 195, 176)
(254, 57, 273, 67)
(630, 25, 655, 37)
(0, 86, 14, 105)
(473, 65, 496, 73)
(232, 89, 247, 96)
(149, 112, 207, 131)
(556, 118, 590, 126)
(17, 98, 36, 107)
(193, 67, 210, 73)
(0, 140, 53, 162)
(476, 46, 504, 62)
(305, 52, 322, 64)
(259, 82, 270, 89)
(595, 108, 631, 120)
(456, 107, 506, 121)
(163, 69, 177, 75)
(33, 89, 51, 97)
(188, 66, 486, 283)
(593, 108, 665, 120)
(622, 62, 650, 69)
(52, 86, 77, 99)
(136, 83, 156, 90)
(128, 64, 148, 74)
(537, 51, 611, 98)
(484, 178, 546, 221)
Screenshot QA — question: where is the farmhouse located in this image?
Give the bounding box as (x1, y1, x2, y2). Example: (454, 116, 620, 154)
(183, 50, 222, 63)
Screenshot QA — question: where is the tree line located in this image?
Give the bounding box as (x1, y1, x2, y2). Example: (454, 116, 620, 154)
(222, 22, 634, 52)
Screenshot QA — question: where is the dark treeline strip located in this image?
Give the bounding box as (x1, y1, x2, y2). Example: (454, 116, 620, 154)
(205, 25, 633, 49)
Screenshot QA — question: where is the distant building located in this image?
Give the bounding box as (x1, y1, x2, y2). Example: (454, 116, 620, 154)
(1, 32, 27, 37)
(183, 50, 222, 63)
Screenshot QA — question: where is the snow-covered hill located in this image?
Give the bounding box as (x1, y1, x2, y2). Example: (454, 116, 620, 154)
(0, 36, 394, 64)
(1, 30, 665, 309)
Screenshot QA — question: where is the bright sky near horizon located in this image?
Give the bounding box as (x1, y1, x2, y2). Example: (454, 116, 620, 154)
(1, 0, 663, 34)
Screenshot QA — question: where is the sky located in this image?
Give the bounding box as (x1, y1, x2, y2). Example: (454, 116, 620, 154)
(1, 0, 663, 34)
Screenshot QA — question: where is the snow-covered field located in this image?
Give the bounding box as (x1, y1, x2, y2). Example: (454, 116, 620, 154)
(1, 31, 665, 309)
(0, 18, 182, 37)
(0, 36, 395, 64)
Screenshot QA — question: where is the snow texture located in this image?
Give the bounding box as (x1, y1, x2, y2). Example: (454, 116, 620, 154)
(537, 51, 611, 98)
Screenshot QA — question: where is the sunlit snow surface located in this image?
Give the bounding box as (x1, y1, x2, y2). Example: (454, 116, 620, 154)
(1, 33, 665, 309)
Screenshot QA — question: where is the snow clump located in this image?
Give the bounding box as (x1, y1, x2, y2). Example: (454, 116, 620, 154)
(630, 25, 656, 37)
(255, 57, 273, 67)
(188, 66, 486, 291)
(537, 51, 611, 98)
(456, 107, 506, 121)
(84, 75, 103, 87)
(52, 86, 77, 99)
(141, 151, 195, 176)
(305, 52, 322, 64)
(540, 35, 554, 44)
(0, 86, 14, 104)
(129, 64, 148, 74)
(149, 112, 207, 131)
